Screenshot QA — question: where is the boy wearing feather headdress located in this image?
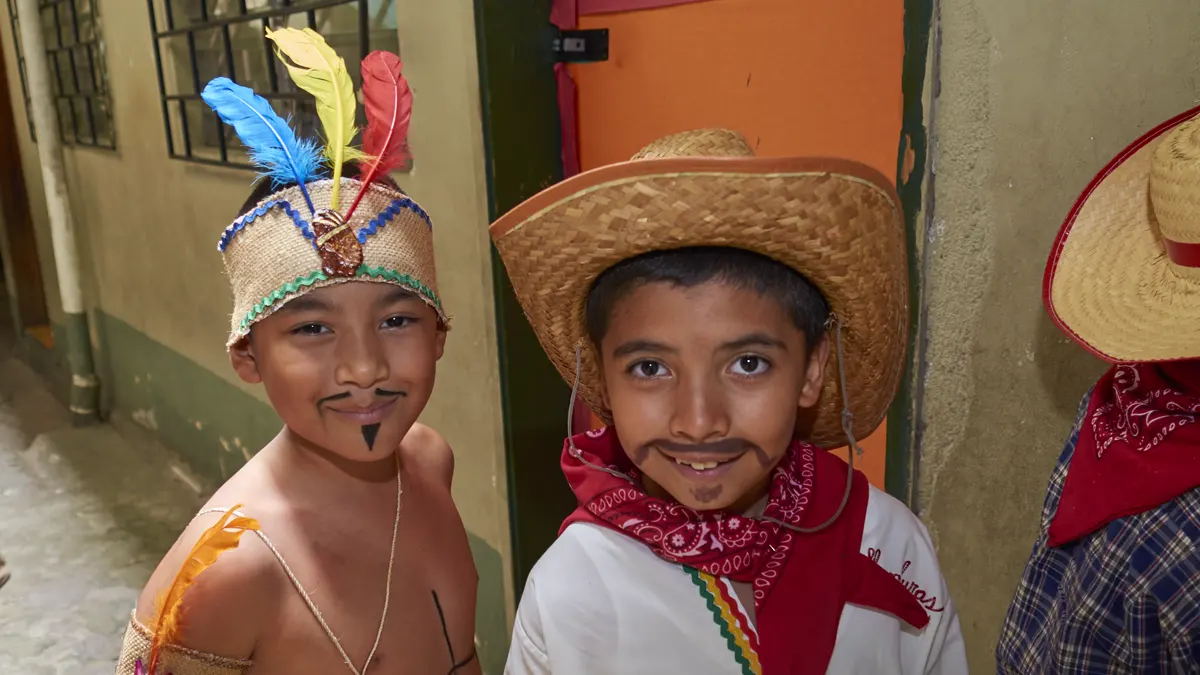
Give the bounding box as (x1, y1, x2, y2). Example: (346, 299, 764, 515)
(115, 31, 480, 675)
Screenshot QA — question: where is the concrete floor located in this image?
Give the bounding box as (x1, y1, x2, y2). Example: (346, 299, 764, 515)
(0, 317, 208, 673)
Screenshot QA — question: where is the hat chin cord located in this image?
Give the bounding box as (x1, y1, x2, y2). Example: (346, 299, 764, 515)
(566, 316, 858, 535)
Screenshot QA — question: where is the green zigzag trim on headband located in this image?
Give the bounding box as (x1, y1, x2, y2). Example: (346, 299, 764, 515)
(356, 265, 444, 312)
(237, 266, 444, 335)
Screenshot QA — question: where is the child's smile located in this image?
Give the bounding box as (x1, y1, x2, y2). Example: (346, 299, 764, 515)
(597, 280, 828, 512)
(668, 452, 739, 474)
(320, 389, 405, 425)
(652, 438, 767, 491)
(230, 281, 445, 462)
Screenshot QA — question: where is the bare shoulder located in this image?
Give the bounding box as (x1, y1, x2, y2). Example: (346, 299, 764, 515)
(399, 422, 455, 489)
(135, 508, 282, 660)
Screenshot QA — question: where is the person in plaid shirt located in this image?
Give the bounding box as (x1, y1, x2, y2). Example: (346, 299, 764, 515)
(997, 106, 1200, 673)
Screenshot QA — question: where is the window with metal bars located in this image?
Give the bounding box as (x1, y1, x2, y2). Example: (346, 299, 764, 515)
(5, 0, 117, 148)
(147, 0, 399, 170)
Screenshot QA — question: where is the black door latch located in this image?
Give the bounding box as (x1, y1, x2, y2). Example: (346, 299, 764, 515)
(554, 29, 609, 63)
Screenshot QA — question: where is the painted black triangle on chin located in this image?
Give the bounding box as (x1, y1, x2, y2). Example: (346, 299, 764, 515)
(362, 423, 382, 451)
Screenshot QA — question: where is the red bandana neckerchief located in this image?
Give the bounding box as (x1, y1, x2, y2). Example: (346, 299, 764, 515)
(1048, 361, 1200, 547)
(560, 427, 930, 674)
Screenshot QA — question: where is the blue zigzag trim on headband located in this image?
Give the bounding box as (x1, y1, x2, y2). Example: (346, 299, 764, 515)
(217, 199, 314, 252)
(356, 197, 433, 244)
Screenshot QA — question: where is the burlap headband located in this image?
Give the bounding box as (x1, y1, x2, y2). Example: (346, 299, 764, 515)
(220, 177, 443, 346)
(199, 28, 441, 346)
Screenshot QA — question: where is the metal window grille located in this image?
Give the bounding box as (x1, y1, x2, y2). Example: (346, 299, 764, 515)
(147, 0, 399, 170)
(5, 0, 117, 148)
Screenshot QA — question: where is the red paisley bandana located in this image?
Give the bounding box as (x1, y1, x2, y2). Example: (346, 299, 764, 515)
(559, 427, 930, 674)
(560, 427, 816, 602)
(559, 427, 931, 673)
(1048, 361, 1200, 546)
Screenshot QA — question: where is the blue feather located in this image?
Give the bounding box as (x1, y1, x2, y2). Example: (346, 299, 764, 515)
(200, 77, 324, 214)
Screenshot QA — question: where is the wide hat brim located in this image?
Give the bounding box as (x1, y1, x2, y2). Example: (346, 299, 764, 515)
(489, 155, 908, 448)
(1045, 106, 1200, 362)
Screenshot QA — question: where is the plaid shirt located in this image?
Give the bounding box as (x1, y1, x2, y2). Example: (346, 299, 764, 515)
(996, 392, 1200, 674)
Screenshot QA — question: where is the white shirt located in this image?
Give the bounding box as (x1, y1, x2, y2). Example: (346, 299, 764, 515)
(505, 485, 968, 674)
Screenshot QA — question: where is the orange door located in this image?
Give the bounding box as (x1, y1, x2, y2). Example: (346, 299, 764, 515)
(570, 0, 904, 487)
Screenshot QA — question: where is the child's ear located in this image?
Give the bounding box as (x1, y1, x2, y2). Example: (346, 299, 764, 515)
(229, 334, 263, 385)
(434, 327, 447, 361)
(431, 305, 447, 361)
(798, 333, 831, 409)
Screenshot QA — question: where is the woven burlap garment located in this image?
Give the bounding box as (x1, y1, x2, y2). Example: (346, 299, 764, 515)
(222, 178, 441, 346)
(115, 613, 251, 675)
(489, 129, 909, 447)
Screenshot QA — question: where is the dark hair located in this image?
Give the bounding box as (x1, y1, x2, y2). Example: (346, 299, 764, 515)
(236, 161, 404, 217)
(584, 247, 830, 353)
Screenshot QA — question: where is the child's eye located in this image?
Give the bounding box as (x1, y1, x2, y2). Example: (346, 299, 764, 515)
(382, 315, 415, 330)
(292, 323, 329, 336)
(629, 360, 670, 379)
(730, 355, 770, 376)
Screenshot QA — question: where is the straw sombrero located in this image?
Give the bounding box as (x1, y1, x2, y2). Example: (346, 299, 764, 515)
(1045, 106, 1200, 362)
(488, 129, 908, 447)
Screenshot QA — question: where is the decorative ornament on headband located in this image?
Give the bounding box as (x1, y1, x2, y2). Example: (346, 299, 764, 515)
(260, 29, 416, 281)
(203, 28, 441, 348)
(265, 27, 366, 277)
(207, 28, 417, 279)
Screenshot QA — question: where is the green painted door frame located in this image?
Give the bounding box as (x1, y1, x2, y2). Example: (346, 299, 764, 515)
(885, 0, 934, 504)
(473, 0, 936, 597)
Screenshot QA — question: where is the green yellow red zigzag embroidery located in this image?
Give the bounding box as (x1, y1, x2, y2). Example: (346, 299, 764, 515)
(237, 265, 444, 334)
(687, 567, 762, 675)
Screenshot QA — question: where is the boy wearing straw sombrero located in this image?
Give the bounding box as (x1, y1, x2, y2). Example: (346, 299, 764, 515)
(490, 130, 968, 674)
(997, 108, 1200, 673)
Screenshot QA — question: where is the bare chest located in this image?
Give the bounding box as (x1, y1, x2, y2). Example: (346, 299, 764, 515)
(249, 555, 478, 674)
(247, 508, 479, 674)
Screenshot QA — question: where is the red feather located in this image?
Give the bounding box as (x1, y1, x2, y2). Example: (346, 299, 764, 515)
(344, 51, 412, 221)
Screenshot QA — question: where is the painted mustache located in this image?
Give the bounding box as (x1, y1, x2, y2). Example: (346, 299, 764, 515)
(317, 389, 406, 452)
(317, 388, 406, 407)
(635, 438, 770, 466)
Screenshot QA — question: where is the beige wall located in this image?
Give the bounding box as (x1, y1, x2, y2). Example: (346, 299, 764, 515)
(920, 0, 1200, 670)
(0, 0, 511, 618)
(391, 0, 514, 617)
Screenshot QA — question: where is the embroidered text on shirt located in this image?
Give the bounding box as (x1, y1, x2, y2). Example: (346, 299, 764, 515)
(867, 548, 945, 613)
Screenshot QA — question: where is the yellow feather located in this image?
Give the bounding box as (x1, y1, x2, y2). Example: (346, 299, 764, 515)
(265, 27, 362, 210)
(147, 505, 260, 674)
